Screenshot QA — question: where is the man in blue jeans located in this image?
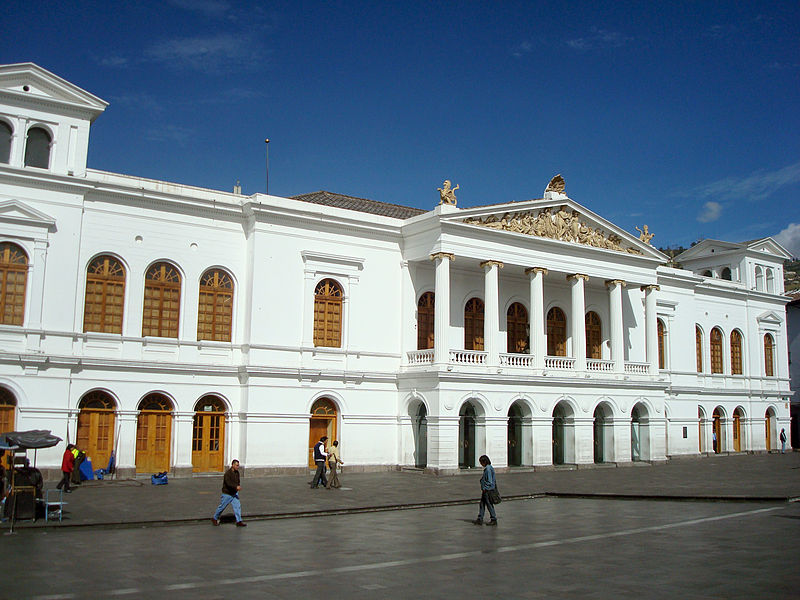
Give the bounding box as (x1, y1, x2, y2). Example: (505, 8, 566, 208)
(212, 459, 246, 527)
(310, 436, 328, 488)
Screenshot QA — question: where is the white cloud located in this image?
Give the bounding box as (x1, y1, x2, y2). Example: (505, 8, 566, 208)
(566, 28, 633, 50)
(145, 33, 265, 73)
(511, 41, 533, 58)
(145, 124, 194, 145)
(774, 222, 800, 258)
(168, 0, 230, 16)
(98, 56, 129, 67)
(697, 201, 722, 223)
(685, 160, 800, 202)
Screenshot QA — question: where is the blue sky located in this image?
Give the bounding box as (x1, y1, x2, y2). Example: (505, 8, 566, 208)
(4, 1, 800, 255)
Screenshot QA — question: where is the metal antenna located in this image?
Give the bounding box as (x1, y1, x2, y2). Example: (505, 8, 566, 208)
(265, 138, 270, 195)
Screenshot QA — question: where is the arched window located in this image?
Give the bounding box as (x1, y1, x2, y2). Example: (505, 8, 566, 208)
(314, 278, 343, 347)
(695, 325, 703, 373)
(585, 311, 602, 359)
(764, 333, 775, 377)
(766, 269, 774, 293)
(730, 330, 743, 375)
(721, 267, 732, 281)
(507, 302, 528, 353)
(755, 266, 764, 291)
(0, 242, 28, 326)
(0, 121, 11, 164)
(198, 268, 234, 342)
(142, 262, 181, 338)
(417, 292, 434, 350)
(83, 255, 125, 334)
(464, 298, 484, 351)
(0, 387, 16, 439)
(24, 126, 51, 168)
(547, 307, 567, 357)
(701, 270, 712, 277)
(657, 318, 666, 369)
(710, 327, 723, 374)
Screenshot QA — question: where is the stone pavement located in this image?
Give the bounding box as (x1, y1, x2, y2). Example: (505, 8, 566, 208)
(3, 452, 798, 529)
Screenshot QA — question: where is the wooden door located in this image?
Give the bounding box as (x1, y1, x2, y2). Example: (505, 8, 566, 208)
(135, 411, 172, 473)
(308, 419, 331, 467)
(733, 413, 741, 452)
(192, 412, 225, 472)
(0, 400, 13, 470)
(76, 409, 115, 469)
(308, 399, 337, 467)
(765, 416, 773, 451)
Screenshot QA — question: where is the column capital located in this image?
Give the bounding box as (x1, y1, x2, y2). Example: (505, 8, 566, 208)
(430, 252, 455, 262)
(479, 260, 504, 270)
(640, 284, 660, 292)
(567, 273, 589, 282)
(605, 279, 627, 288)
(525, 267, 548, 276)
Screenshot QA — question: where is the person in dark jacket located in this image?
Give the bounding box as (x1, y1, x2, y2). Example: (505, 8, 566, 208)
(211, 459, 246, 526)
(310, 436, 328, 489)
(56, 444, 74, 493)
(70, 446, 85, 485)
(473, 454, 498, 526)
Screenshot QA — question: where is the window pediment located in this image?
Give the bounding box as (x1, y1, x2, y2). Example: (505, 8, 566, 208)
(0, 200, 56, 230)
(756, 311, 783, 326)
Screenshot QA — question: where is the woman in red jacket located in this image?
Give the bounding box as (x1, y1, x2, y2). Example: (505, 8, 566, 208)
(56, 444, 74, 493)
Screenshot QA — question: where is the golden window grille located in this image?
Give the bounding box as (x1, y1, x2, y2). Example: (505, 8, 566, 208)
(0, 242, 28, 326)
(197, 269, 233, 342)
(710, 328, 723, 374)
(142, 262, 181, 338)
(730, 330, 743, 375)
(313, 279, 343, 347)
(83, 256, 125, 334)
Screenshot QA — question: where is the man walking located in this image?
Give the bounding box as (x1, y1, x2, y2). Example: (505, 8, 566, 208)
(212, 459, 246, 527)
(56, 444, 74, 493)
(326, 440, 344, 489)
(780, 428, 787, 453)
(310, 436, 328, 488)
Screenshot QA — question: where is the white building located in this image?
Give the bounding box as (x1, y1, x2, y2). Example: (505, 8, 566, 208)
(0, 63, 792, 477)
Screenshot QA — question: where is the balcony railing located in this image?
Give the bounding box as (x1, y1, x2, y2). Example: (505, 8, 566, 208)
(449, 349, 487, 365)
(499, 353, 535, 368)
(545, 356, 576, 370)
(407, 349, 434, 365)
(625, 362, 650, 375)
(587, 359, 614, 372)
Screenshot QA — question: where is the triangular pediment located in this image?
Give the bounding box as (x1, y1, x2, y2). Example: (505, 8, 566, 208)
(0, 63, 108, 118)
(745, 238, 793, 260)
(675, 237, 792, 262)
(0, 200, 56, 229)
(757, 310, 783, 325)
(446, 197, 666, 260)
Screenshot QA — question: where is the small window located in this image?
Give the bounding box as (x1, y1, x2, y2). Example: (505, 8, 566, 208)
(0, 242, 28, 326)
(766, 269, 775, 293)
(313, 278, 343, 347)
(730, 330, 743, 375)
(721, 267, 732, 280)
(764, 334, 775, 377)
(710, 327, 723, 374)
(701, 270, 712, 277)
(0, 121, 12, 164)
(24, 127, 51, 169)
(755, 266, 764, 291)
(417, 292, 435, 350)
(464, 298, 484, 351)
(657, 319, 666, 369)
(695, 326, 703, 373)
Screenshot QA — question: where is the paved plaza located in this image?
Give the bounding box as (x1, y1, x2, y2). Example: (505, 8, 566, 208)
(3, 453, 799, 598)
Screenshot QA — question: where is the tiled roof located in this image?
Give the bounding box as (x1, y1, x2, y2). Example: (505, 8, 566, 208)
(290, 191, 426, 220)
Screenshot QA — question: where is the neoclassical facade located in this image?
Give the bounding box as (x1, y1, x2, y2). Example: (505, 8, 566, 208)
(0, 63, 792, 476)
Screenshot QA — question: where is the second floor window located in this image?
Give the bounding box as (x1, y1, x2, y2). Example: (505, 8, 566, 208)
(657, 319, 666, 369)
(314, 278, 343, 347)
(0, 121, 11, 164)
(83, 255, 126, 334)
(464, 298, 484, 351)
(507, 302, 528, 353)
(547, 307, 567, 357)
(417, 292, 434, 350)
(0, 242, 28, 326)
(696, 326, 703, 372)
(710, 327, 723, 374)
(764, 333, 775, 377)
(24, 126, 51, 169)
(730, 330, 743, 375)
(198, 269, 234, 342)
(585, 311, 602, 359)
(142, 262, 181, 338)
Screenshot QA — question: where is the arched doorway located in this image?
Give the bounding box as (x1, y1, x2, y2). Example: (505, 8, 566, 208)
(192, 395, 226, 472)
(76, 391, 116, 469)
(0, 387, 16, 470)
(411, 402, 427, 469)
(507, 402, 523, 466)
(552, 401, 574, 465)
(308, 398, 337, 467)
(698, 406, 707, 453)
(135, 393, 173, 474)
(631, 403, 650, 462)
(765, 408, 776, 451)
(593, 403, 614, 463)
(732, 407, 744, 452)
(459, 402, 478, 468)
(712, 407, 724, 453)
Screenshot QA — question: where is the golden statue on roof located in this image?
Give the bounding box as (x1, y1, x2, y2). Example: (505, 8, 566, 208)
(438, 180, 459, 206)
(545, 174, 566, 194)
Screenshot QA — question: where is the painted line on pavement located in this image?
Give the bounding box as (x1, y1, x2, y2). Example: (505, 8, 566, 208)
(31, 504, 785, 599)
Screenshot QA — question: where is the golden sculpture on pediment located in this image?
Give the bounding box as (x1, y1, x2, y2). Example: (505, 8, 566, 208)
(635, 224, 655, 244)
(438, 180, 459, 206)
(462, 206, 643, 255)
(545, 174, 566, 194)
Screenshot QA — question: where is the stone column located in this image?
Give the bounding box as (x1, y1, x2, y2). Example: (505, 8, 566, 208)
(430, 253, 454, 365)
(425, 415, 459, 472)
(532, 416, 554, 465)
(526, 268, 547, 369)
(172, 412, 195, 476)
(642, 285, 660, 375)
(480, 260, 503, 366)
(115, 411, 139, 477)
(485, 415, 508, 467)
(606, 279, 626, 373)
(568, 274, 589, 371)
